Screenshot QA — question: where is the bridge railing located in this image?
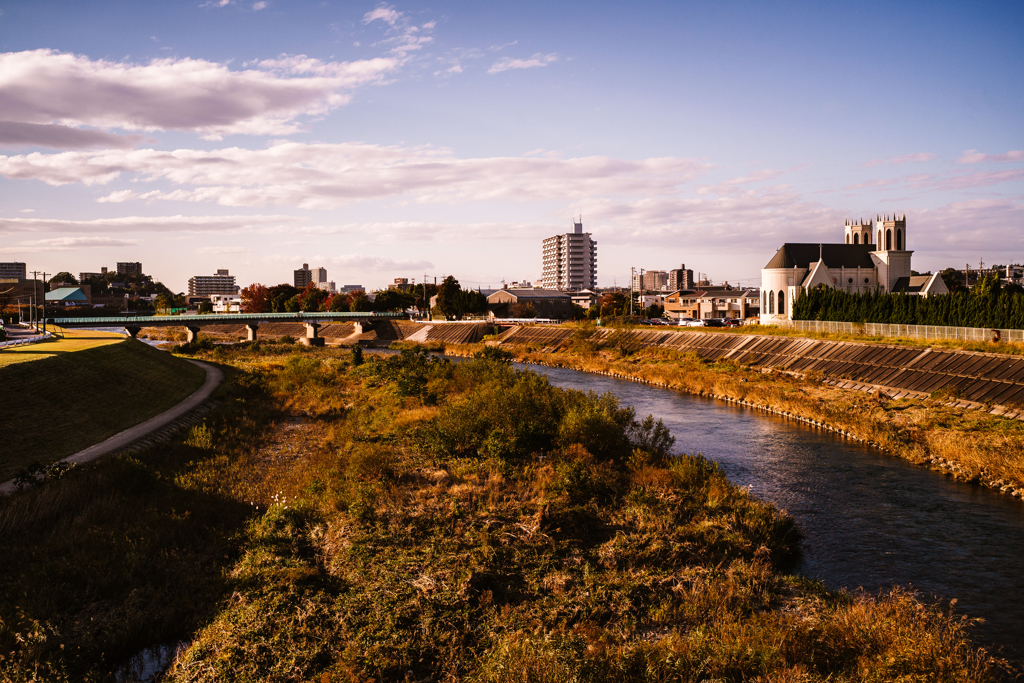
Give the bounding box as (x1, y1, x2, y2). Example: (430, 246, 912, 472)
(47, 311, 407, 326)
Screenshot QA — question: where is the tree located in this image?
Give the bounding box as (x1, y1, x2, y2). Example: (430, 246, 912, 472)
(268, 283, 300, 312)
(327, 293, 349, 312)
(298, 283, 329, 312)
(436, 276, 463, 320)
(939, 267, 966, 293)
(457, 289, 488, 316)
(284, 295, 301, 312)
(198, 301, 214, 314)
(374, 288, 414, 312)
(154, 293, 174, 312)
(241, 283, 272, 313)
(349, 290, 374, 312)
(49, 272, 78, 285)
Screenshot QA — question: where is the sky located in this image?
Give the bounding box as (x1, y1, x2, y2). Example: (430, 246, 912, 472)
(0, 0, 1021, 293)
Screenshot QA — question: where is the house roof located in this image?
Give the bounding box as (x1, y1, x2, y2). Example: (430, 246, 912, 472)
(45, 287, 89, 302)
(764, 243, 877, 270)
(492, 288, 571, 300)
(892, 275, 940, 294)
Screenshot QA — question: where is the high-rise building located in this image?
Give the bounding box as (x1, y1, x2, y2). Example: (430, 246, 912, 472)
(541, 220, 597, 291)
(117, 262, 142, 277)
(0, 262, 27, 279)
(294, 263, 312, 288)
(189, 269, 238, 296)
(668, 264, 694, 292)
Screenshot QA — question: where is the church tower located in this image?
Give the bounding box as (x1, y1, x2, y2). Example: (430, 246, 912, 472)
(844, 218, 873, 245)
(870, 213, 912, 292)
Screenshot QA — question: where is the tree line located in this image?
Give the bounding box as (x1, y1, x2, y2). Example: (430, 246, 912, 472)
(792, 275, 1024, 329)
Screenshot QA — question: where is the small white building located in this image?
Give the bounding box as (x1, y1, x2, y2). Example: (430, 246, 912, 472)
(211, 294, 242, 313)
(760, 214, 947, 324)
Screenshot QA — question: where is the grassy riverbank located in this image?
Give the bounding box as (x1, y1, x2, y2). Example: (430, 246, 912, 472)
(457, 341, 1024, 500)
(0, 342, 1013, 681)
(0, 339, 207, 481)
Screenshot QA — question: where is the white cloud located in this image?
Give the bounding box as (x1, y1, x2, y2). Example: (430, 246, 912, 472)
(956, 149, 1024, 164)
(0, 49, 399, 141)
(0, 214, 301, 233)
(324, 253, 434, 271)
(488, 53, 558, 74)
(363, 6, 402, 26)
(0, 142, 712, 209)
(0, 120, 147, 150)
(200, 0, 232, 7)
(252, 1, 267, 9)
(17, 236, 138, 248)
(861, 152, 936, 167)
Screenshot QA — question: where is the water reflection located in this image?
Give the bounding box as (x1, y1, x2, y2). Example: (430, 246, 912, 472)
(523, 363, 1024, 660)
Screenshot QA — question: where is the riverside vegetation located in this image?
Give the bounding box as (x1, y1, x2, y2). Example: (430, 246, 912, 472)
(465, 327, 1024, 499)
(0, 342, 1014, 681)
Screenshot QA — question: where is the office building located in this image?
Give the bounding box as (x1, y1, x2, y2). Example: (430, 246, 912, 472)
(632, 270, 669, 291)
(188, 269, 238, 296)
(541, 219, 597, 291)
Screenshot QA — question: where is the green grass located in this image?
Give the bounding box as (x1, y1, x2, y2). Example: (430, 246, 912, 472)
(0, 339, 207, 481)
(0, 328, 124, 368)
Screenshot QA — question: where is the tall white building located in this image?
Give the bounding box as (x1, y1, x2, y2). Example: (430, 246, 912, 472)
(189, 268, 238, 296)
(541, 220, 597, 291)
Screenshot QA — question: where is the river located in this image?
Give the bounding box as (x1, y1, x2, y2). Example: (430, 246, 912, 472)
(518, 362, 1024, 660)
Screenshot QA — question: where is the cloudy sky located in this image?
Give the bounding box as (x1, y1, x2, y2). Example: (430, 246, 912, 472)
(1, 0, 1021, 292)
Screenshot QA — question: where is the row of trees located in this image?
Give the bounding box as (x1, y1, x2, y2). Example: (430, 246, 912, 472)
(793, 275, 1024, 329)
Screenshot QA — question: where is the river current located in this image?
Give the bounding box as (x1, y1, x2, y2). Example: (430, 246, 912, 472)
(517, 362, 1024, 659)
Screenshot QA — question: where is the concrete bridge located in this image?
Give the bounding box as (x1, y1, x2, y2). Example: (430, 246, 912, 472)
(47, 311, 406, 346)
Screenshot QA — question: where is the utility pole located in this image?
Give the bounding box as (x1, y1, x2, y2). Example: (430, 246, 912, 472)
(630, 267, 634, 316)
(32, 271, 49, 334)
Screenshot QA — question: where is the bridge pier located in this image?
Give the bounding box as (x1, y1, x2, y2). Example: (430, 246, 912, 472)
(124, 326, 141, 339)
(186, 326, 201, 343)
(301, 322, 324, 347)
(245, 324, 259, 342)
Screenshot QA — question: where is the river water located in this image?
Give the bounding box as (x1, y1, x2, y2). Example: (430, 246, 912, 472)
(519, 363, 1024, 660)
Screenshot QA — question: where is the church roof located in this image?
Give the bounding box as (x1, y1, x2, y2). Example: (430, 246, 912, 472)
(892, 275, 936, 294)
(764, 243, 877, 270)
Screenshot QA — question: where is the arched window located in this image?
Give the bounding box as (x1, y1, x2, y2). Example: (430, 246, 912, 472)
(885, 229, 892, 250)
(878, 229, 882, 245)
(896, 228, 902, 250)
(854, 233, 859, 244)
(769, 291, 774, 314)
(762, 291, 766, 312)
(777, 290, 785, 316)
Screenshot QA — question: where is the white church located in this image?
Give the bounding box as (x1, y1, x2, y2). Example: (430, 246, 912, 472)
(760, 214, 948, 324)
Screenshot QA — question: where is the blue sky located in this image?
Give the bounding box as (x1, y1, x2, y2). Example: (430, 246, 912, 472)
(1, 0, 1021, 292)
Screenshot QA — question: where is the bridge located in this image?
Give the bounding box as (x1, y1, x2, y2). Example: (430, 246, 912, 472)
(46, 311, 407, 346)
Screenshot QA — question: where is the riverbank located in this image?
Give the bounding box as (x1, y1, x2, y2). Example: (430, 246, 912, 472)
(444, 342, 1024, 502)
(0, 342, 1011, 680)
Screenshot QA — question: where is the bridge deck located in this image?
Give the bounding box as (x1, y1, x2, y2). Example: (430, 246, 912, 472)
(48, 312, 406, 327)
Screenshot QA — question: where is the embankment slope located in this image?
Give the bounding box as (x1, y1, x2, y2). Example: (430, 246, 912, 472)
(0, 339, 207, 480)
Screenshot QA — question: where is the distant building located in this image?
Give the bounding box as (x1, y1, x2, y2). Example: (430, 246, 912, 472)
(45, 287, 91, 306)
(116, 262, 142, 277)
(761, 214, 946, 324)
(664, 287, 760, 320)
(211, 294, 242, 313)
(79, 270, 106, 282)
(337, 284, 365, 294)
(541, 219, 597, 291)
(0, 262, 26, 279)
(389, 278, 412, 291)
(294, 263, 312, 288)
(487, 288, 574, 319)
(188, 269, 238, 296)
(570, 289, 599, 310)
(668, 264, 694, 292)
(632, 270, 669, 292)
(317, 281, 337, 294)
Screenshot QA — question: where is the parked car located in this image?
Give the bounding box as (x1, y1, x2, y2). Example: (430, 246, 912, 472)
(676, 317, 696, 326)
(686, 319, 705, 327)
(701, 319, 724, 327)
(722, 319, 743, 327)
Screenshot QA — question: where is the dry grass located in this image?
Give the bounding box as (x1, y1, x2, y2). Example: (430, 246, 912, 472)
(0, 328, 124, 367)
(0, 343, 1013, 681)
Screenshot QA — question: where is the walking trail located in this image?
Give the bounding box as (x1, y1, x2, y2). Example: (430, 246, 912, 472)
(0, 360, 222, 494)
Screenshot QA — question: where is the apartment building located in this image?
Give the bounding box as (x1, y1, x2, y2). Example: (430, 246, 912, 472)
(541, 220, 597, 291)
(188, 269, 238, 296)
(664, 287, 761, 320)
(116, 262, 142, 277)
(0, 262, 27, 279)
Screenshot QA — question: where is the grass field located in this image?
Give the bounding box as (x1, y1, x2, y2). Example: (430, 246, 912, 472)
(0, 339, 207, 481)
(0, 328, 125, 368)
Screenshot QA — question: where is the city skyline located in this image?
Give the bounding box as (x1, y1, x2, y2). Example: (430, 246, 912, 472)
(0, 0, 1021, 293)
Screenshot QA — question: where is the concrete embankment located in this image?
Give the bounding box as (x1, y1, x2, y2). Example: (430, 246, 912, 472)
(497, 326, 1024, 418)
